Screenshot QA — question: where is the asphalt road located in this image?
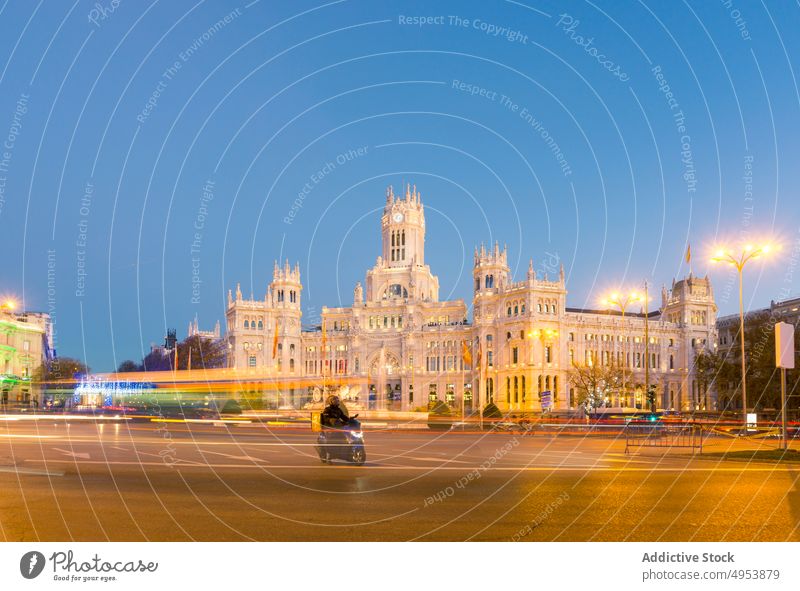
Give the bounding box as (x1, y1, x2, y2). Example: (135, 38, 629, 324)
(1, 419, 798, 541)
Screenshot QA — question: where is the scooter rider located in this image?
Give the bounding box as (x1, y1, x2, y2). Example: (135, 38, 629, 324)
(321, 395, 349, 429)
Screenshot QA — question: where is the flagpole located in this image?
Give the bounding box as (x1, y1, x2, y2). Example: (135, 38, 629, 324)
(461, 342, 465, 429)
(478, 342, 484, 430)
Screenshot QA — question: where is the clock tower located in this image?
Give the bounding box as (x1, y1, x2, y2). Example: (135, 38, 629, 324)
(364, 184, 439, 303)
(381, 183, 425, 267)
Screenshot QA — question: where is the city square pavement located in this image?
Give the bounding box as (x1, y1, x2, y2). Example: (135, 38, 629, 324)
(1, 420, 798, 541)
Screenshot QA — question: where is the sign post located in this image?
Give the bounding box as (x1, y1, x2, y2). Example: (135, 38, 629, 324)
(775, 322, 795, 451)
(541, 390, 552, 413)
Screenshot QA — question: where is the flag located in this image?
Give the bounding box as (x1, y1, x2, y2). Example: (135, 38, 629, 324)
(476, 342, 483, 371)
(174, 344, 179, 371)
(685, 244, 691, 264)
(461, 340, 473, 366)
(272, 321, 279, 359)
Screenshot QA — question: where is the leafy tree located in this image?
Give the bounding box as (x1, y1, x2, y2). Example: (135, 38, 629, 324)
(482, 402, 503, 418)
(143, 349, 172, 371)
(31, 357, 89, 382)
(175, 335, 227, 370)
(141, 335, 227, 372)
(567, 360, 624, 412)
(694, 349, 737, 410)
(704, 311, 800, 412)
(117, 359, 143, 372)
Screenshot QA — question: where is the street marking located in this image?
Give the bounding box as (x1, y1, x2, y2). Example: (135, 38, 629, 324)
(399, 456, 471, 464)
(0, 465, 64, 476)
(0, 434, 59, 438)
(199, 450, 271, 463)
(24, 459, 800, 471)
(52, 447, 90, 460)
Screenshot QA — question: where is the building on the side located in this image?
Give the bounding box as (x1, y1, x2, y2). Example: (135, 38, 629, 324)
(717, 297, 800, 351)
(225, 185, 719, 413)
(715, 295, 800, 408)
(0, 305, 52, 404)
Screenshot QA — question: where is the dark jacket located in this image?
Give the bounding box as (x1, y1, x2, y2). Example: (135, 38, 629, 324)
(321, 404, 349, 428)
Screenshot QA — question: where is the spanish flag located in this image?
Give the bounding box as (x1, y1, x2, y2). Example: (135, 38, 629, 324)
(272, 320, 279, 359)
(461, 340, 473, 367)
(685, 244, 691, 264)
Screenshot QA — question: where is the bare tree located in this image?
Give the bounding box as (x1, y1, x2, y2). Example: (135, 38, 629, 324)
(567, 360, 624, 412)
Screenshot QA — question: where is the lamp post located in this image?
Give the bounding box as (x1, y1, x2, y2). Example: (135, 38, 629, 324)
(602, 291, 642, 408)
(711, 243, 774, 431)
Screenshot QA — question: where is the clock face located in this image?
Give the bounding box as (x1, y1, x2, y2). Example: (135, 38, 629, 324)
(392, 212, 404, 223)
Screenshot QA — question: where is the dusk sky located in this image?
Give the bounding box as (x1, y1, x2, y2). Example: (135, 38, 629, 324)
(0, 0, 798, 371)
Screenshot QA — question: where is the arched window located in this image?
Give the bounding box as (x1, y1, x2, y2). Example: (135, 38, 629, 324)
(507, 306, 512, 316)
(521, 304, 525, 314)
(244, 319, 250, 329)
(258, 319, 263, 329)
(514, 305, 519, 315)
(506, 377, 511, 403)
(513, 376, 519, 403)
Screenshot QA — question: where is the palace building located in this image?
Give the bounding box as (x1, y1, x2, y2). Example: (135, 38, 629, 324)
(0, 307, 52, 405)
(225, 185, 718, 413)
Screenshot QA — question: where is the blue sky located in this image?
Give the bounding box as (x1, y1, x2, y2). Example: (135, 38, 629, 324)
(0, 0, 798, 371)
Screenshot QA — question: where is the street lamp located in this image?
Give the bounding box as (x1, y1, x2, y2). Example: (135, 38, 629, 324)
(711, 242, 776, 430)
(602, 291, 642, 408)
(1, 299, 17, 313)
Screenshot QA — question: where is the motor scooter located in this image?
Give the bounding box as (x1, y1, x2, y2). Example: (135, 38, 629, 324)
(316, 414, 366, 465)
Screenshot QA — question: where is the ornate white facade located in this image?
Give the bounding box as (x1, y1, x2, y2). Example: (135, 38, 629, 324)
(226, 185, 718, 413)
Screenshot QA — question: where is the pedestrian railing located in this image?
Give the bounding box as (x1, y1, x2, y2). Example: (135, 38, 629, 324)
(624, 422, 704, 454)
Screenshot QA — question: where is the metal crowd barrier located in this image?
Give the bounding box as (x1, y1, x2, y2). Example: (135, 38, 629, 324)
(624, 422, 704, 454)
